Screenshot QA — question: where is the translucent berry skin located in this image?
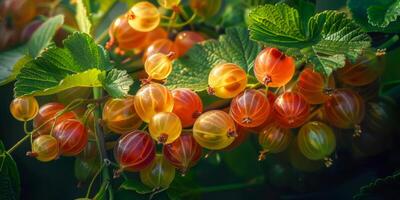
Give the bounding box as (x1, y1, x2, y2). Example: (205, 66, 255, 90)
(230, 89, 271, 127)
(189, 0, 222, 19)
(145, 53, 174, 80)
(149, 112, 182, 144)
(323, 89, 365, 129)
(174, 31, 205, 57)
(141, 27, 168, 50)
(254, 48, 295, 87)
(128, 2, 160, 32)
(208, 63, 248, 99)
(53, 119, 88, 156)
(254, 90, 277, 131)
(274, 92, 310, 128)
(297, 68, 331, 104)
(10, 96, 39, 121)
(31, 135, 59, 162)
(223, 125, 250, 151)
(163, 134, 202, 172)
(143, 39, 178, 62)
(336, 51, 384, 86)
(297, 121, 336, 160)
(107, 15, 148, 51)
(102, 97, 142, 134)
(171, 88, 203, 128)
(258, 123, 291, 153)
(140, 154, 176, 189)
(157, 0, 181, 9)
(33, 103, 76, 136)
(193, 110, 236, 150)
(114, 131, 156, 171)
(134, 83, 174, 123)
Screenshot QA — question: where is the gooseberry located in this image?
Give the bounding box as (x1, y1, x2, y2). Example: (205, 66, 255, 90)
(33, 103, 76, 135)
(114, 130, 156, 171)
(145, 52, 175, 80)
(140, 154, 176, 189)
(297, 121, 336, 162)
(254, 48, 295, 87)
(174, 31, 205, 57)
(127, 2, 161, 32)
(193, 110, 236, 150)
(149, 112, 182, 144)
(163, 133, 202, 173)
(208, 63, 247, 99)
(229, 89, 271, 127)
(134, 83, 174, 123)
(53, 119, 88, 156)
(102, 96, 142, 134)
(10, 96, 39, 121)
(274, 92, 310, 128)
(30, 135, 59, 162)
(171, 88, 203, 128)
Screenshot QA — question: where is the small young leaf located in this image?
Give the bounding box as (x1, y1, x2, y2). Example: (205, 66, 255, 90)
(120, 179, 152, 194)
(100, 69, 133, 98)
(367, 0, 400, 28)
(14, 33, 110, 97)
(76, 0, 92, 34)
(166, 26, 261, 91)
(27, 15, 64, 57)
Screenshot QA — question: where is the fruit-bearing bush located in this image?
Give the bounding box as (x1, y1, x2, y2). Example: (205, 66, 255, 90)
(1, 0, 400, 199)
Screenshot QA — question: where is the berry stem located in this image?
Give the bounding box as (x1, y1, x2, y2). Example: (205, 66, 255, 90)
(92, 87, 113, 199)
(167, 11, 177, 33)
(6, 133, 32, 155)
(85, 162, 106, 198)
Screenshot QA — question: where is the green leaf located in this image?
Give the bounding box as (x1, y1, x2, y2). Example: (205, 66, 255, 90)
(14, 32, 110, 97)
(100, 69, 133, 98)
(0, 141, 20, 200)
(166, 26, 261, 91)
(348, 0, 400, 33)
(309, 54, 346, 76)
(63, 32, 111, 71)
(120, 179, 152, 194)
(367, 0, 400, 28)
(0, 15, 64, 86)
(27, 15, 64, 57)
(248, 4, 371, 76)
(0, 46, 31, 86)
(76, 0, 92, 34)
(248, 3, 312, 48)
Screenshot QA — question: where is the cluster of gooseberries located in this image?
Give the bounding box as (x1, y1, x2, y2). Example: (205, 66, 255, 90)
(5, 0, 396, 196)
